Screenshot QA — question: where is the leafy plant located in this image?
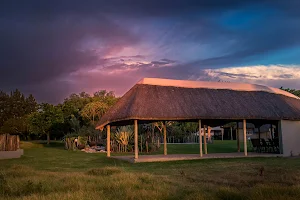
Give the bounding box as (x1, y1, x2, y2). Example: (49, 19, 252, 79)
(114, 126, 133, 146)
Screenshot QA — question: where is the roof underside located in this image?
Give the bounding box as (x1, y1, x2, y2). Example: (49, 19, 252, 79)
(96, 80, 300, 129)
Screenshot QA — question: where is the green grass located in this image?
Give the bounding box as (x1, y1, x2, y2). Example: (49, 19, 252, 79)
(1, 141, 300, 200)
(156, 140, 247, 154)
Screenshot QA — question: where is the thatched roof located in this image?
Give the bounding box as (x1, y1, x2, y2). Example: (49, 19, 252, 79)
(96, 78, 300, 129)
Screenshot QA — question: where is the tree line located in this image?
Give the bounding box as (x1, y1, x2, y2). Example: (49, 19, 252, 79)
(0, 90, 118, 144)
(280, 87, 300, 97)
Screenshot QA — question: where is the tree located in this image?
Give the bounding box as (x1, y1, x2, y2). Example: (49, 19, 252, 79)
(28, 103, 64, 144)
(81, 101, 109, 124)
(0, 116, 29, 137)
(280, 87, 300, 97)
(25, 94, 38, 114)
(0, 90, 37, 133)
(0, 91, 9, 126)
(93, 90, 119, 106)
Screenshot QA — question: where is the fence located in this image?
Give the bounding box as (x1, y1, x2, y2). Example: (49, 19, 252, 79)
(0, 134, 20, 151)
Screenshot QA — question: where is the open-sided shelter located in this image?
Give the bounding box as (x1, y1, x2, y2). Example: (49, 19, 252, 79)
(96, 78, 300, 159)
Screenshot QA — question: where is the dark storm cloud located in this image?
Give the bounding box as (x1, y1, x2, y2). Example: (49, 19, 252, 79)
(0, 9, 140, 87)
(0, 0, 270, 18)
(0, 0, 299, 102)
(181, 15, 300, 69)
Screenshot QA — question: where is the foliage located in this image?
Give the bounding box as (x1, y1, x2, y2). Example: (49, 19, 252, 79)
(0, 116, 29, 135)
(280, 87, 300, 97)
(0, 90, 37, 129)
(0, 89, 117, 142)
(93, 90, 119, 106)
(114, 126, 133, 146)
(28, 103, 64, 144)
(80, 101, 109, 124)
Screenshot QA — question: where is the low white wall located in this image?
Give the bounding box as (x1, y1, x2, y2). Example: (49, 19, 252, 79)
(0, 149, 23, 159)
(281, 120, 300, 156)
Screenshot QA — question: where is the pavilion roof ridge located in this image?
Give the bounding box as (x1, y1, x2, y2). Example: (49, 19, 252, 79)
(138, 78, 299, 100)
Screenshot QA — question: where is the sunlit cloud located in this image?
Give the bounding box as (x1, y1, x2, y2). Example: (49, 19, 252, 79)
(199, 65, 300, 89)
(204, 65, 300, 80)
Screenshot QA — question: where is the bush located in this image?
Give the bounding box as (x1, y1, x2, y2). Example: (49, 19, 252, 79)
(89, 141, 96, 147)
(77, 144, 85, 150)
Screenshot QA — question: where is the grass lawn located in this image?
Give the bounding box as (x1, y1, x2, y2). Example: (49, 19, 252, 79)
(1, 141, 300, 200)
(156, 140, 247, 154)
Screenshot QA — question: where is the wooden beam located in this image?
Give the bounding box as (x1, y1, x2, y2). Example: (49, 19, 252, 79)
(134, 120, 138, 159)
(199, 120, 202, 157)
(163, 121, 167, 155)
(204, 125, 207, 154)
(106, 125, 111, 157)
(243, 119, 247, 156)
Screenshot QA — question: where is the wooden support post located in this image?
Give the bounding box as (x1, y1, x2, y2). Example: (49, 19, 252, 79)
(204, 125, 207, 154)
(243, 119, 247, 156)
(258, 126, 261, 152)
(106, 125, 111, 157)
(221, 128, 224, 141)
(270, 124, 274, 139)
(230, 127, 233, 140)
(199, 120, 203, 157)
(140, 135, 143, 153)
(134, 120, 138, 159)
(237, 122, 240, 152)
(208, 126, 212, 143)
(163, 121, 167, 155)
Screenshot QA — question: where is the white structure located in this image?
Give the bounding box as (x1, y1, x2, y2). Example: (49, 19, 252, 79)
(280, 120, 300, 156)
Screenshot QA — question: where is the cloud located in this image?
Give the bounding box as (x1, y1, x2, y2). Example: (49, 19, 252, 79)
(200, 65, 300, 89)
(0, 0, 300, 103)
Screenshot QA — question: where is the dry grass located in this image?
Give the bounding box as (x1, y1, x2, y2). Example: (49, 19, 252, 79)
(1, 141, 300, 199)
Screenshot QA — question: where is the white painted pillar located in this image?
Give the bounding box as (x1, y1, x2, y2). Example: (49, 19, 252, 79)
(134, 120, 138, 159)
(199, 120, 202, 157)
(106, 125, 111, 157)
(243, 119, 247, 156)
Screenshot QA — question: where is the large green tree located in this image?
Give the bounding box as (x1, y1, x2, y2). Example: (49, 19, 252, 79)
(0, 90, 37, 135)
(0, 91, 10, 126)
(28, 103, 64, 144)
(0, 116, 29, 136)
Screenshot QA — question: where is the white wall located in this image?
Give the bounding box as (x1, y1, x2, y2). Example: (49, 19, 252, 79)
(281, 120, 300, 156)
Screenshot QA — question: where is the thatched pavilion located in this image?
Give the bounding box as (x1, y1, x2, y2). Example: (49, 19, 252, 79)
(96, 78, 300, 161)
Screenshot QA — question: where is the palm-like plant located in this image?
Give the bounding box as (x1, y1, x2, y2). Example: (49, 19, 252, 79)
(113, 126, 133, 152)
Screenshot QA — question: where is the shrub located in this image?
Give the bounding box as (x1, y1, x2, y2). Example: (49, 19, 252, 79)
(89, 141, 96, 147)
(77, 144, 85, 150)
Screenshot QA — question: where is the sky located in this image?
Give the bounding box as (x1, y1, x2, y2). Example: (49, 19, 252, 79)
(1, 0, 300, 103)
